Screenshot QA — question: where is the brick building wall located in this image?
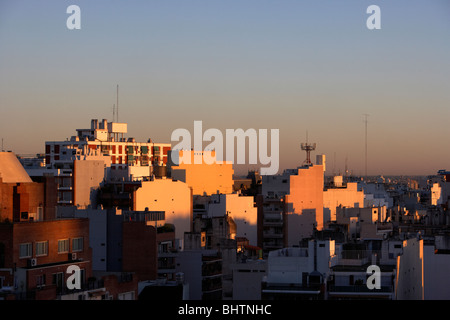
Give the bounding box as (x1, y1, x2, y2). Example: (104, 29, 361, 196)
(122, 221, 157, 281)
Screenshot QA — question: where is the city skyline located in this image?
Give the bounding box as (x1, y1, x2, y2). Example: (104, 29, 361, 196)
(1, 0, 450, 176)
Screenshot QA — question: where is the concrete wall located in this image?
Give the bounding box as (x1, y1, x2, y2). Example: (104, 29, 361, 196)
(57, 206, 108, 271)
(266, 248, 309, 285)
(169, 150, 234, 196)
(122, 221, 157, 281)
(232, 260, 267, 300)
(423, 243, 450, 300)
(73, 159, 107, 209)
(285, 165, 324, 245)
(175, 250, 204, 300)
(396, 238, 424, 300)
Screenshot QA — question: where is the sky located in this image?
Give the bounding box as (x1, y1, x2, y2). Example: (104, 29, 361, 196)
(1, 0, 450, 176)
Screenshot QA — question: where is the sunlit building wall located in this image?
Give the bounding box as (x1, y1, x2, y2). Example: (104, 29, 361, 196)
(133, 179, 193, 246)
(323, 181, 365, 223)
(168, 150, 234, 196)
(206, 193, 258, 246)
(285, 164, 325, 246)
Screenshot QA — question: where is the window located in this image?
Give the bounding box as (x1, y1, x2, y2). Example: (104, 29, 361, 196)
(36, 241, 48, 257)
(19, 243, 32, 258)
(36, 274, 46, 287)
(52, 272, 64, 293)
(72, 238, 83, 252)
(58, 239, 69, 253)
(118, 291, 135, 300)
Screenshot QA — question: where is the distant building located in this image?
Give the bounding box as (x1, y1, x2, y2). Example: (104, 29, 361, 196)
(336, 206, 390, 240)
(430, 170, 450, 207)
(358, 181, 394, 209)
(323, 178, 365, 224)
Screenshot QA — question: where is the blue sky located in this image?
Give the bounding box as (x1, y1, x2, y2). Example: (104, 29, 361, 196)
(1, 0, 450, 175)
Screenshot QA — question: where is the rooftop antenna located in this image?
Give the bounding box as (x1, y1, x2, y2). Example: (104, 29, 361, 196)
(301, 130, 316, 166)
(333, 151, 336, 176)
(345, 155, 349, 181)
(363, 114, 369, 180)
(1, 138, 3, 152)
(113, 104, 116, 122)
(116, 84, 119, 122)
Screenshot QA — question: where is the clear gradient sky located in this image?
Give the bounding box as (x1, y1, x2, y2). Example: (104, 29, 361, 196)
(1, 0, 449, 176)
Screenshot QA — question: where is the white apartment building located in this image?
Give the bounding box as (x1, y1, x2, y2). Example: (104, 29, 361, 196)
(32, 119, 171, 206)
(261, 239, 335, 299)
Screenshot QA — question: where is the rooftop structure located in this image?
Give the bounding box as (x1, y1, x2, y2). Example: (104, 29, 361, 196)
(0, 152, 33, 183)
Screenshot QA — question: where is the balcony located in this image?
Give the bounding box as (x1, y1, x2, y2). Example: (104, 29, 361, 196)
(57, 185, 73, 191)
(264, 221, 284, 228)
(328, 285, 393, 297)
(263, 231, 284, 239)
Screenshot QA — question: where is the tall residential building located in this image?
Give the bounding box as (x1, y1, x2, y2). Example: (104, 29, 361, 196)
(39, 119, 170, 206)
(259, 162, 325, 251)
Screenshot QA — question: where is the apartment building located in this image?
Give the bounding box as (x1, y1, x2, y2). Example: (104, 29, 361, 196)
(35, 119, 170, 206)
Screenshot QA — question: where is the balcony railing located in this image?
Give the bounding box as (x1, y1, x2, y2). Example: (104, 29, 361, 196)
(328, 285, 393, 294)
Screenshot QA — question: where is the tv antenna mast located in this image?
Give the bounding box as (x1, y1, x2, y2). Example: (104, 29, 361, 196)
(363, 114, 369, 179)
(301, 131, 316, 166)
(116, 84, 119, 122)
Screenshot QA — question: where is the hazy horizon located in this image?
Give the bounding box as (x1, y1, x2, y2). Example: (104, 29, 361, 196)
(1, 0, 450, 176)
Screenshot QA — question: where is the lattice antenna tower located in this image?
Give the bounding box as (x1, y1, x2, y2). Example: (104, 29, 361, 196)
(300, 131, 316, 166)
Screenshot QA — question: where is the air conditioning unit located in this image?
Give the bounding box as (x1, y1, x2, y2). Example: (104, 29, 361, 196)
(28, 258, 37, 267)
(68, 253, 77, 261)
